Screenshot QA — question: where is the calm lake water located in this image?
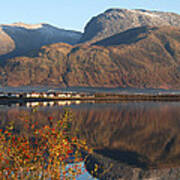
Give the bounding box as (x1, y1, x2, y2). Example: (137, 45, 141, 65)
(1, 100, 180, 179)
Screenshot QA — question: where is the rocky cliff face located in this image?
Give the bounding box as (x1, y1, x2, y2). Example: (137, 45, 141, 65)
(80, 8, 180, 43)
(0, 23, 82, 60)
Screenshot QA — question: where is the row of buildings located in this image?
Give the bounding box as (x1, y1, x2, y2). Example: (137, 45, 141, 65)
(0, 91, 95, 99)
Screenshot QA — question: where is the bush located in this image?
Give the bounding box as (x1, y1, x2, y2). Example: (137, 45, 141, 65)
(0, 109, 91, 179)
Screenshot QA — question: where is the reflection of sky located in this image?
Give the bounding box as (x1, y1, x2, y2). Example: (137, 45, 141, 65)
(77, 174, 95, 180)
(67, 162, 95, 180)
(77, 172, 95, 180)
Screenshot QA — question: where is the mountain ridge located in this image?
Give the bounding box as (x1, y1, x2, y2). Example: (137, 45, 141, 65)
(0, 26, 180, 89)
(0, 23, 82, 60)
(0, 9, 180, 89)
(80, 8, 180, 43)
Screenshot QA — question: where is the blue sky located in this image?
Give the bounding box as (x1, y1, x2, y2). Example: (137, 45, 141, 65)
(0, 0, 180, 32)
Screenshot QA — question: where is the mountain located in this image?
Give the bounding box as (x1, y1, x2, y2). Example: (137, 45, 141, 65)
(0, 25, 180, 89)
(80, 8, 180, 43)
(0, 23, 82, 60)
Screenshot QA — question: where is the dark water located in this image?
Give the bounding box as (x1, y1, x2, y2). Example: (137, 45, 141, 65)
(1, 101, 180, 179)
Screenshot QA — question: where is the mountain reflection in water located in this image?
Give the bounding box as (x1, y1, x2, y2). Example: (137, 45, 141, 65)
(0, 101, 180, 179)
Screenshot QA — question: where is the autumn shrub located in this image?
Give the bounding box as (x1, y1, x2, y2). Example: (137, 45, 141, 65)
(0, 108, 91, 179)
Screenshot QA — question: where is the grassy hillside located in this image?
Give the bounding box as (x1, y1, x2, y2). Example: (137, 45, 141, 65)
(0, 26, 180, 89)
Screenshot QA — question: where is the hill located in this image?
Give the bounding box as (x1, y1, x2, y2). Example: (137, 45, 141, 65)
(80, 8, 180, 43)
(0, 23, 82, 60)
(0, 26, 180, 89)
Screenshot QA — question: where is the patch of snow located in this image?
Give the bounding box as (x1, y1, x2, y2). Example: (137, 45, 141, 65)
(129, 9, 159, 18)
(0, 23, 82, 39)
(139, 11, 159, 17)
(1, 23, 43, 29)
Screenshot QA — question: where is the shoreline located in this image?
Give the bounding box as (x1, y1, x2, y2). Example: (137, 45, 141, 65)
(1, 94, 180, 104)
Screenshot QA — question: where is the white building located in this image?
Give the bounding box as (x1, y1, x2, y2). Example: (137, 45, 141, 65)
(25, 92, 40, 98)
(42, 93, 48, 98)
(31, 93, 40, 98)
(48, 94, 55, 98)
(72, 94, 81, 98)
(58, 93, 71, 98)
(0, 92, 5, 97)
